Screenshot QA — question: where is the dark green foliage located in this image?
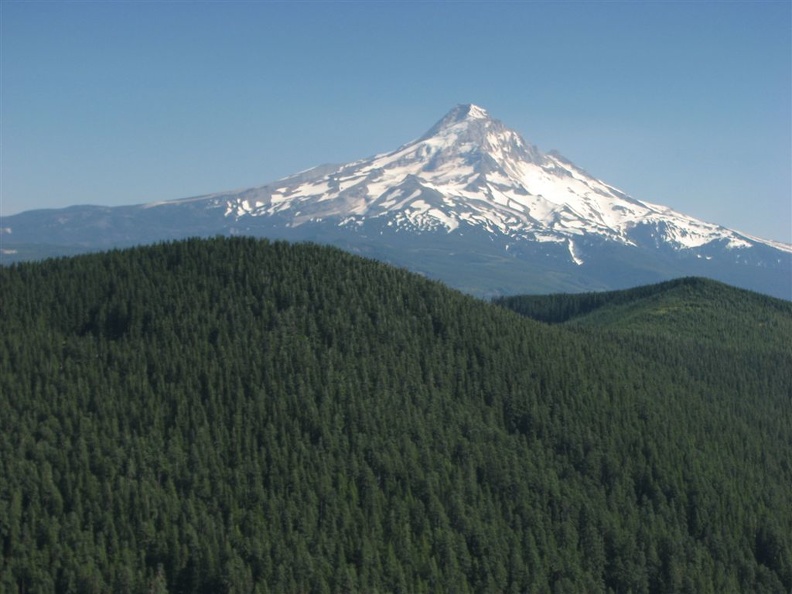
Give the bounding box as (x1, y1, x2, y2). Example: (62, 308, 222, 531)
(494, 276, 792, 331)
(1, 238, 790, 593)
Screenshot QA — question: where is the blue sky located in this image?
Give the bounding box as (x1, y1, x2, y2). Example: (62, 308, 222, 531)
(2, 1, 790, 242)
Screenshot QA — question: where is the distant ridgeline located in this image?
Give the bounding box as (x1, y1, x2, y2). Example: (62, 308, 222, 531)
(1, 237, 790, 593)
(494, 276, 792, 327)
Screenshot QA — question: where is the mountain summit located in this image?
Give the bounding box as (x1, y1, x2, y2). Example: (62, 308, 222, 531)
(2, 105, 790, 298)
(422, 103, 492, 132)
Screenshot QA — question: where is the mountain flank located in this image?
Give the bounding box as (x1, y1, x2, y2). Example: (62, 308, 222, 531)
(1, 237, 790, 593)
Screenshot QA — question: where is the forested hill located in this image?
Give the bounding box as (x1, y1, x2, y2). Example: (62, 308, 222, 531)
(1, 238, 790, 593)
(493, 277, 791, 326)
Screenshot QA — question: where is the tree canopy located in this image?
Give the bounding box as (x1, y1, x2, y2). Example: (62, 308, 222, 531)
(1, 237, 790, 593)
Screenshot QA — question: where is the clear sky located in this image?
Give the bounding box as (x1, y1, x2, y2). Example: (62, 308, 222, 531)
(2, 1, 790, 243)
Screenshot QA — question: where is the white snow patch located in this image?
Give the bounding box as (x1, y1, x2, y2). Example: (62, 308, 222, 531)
(726, 237, 752, 249)
(427, 208, 459, 231)
(467, 104, 489, 119)
(567, 240, 584, 265)
(270, 192, 288, 205)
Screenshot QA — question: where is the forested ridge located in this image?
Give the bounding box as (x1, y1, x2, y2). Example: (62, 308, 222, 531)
(1, 237, 790, 593)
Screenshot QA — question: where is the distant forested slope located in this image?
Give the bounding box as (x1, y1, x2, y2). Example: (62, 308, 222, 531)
(1, 238, 790, 593)
(494, 277, 791, 326)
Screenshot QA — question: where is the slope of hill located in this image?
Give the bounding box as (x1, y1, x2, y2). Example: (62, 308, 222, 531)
(496, 281, 792, 503)
(1, 238, 790, 593)
(494, 277, 792, 337)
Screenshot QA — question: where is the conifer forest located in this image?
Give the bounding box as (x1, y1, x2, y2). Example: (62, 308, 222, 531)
(1, 237, 790, 593)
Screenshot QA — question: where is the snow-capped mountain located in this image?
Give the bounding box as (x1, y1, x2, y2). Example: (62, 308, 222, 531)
(215, 104, 789, 258)
(2, 104, 790, 298)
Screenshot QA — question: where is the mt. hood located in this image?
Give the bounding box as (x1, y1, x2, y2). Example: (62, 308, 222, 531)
(3, 104, 790, 298)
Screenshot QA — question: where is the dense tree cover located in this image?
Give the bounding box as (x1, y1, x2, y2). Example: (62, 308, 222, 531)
(1, 237, 790, 593)
(494, 277, 792, 327)
(495, 277, 792, 409)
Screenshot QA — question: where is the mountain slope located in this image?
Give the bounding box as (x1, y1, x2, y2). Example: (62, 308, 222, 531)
(2, 105, 790, 298)
(1, 238, 790, 593)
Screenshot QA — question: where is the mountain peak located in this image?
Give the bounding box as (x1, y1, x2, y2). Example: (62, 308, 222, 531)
(448, 103, 490, 121)
(421, 103, 495, 140)
(438, 103, 491, 125)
